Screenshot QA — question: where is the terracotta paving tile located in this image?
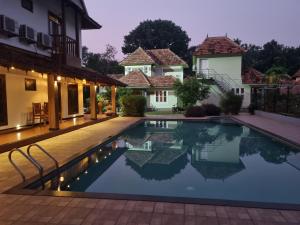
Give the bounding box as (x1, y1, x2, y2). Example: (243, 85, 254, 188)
(162, 214, 184, 225)
(280, 210, 300, 223)
(150, 213, 163, 225)
(196, 216, 219, 225)
(194, 205, 217, 217)
(224, 207, 251, 220)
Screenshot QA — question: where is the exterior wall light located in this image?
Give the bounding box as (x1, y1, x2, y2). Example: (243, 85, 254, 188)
(57, 75, 62, 81)
(82, 79, 87, 84)
(10, 66, 15, 70)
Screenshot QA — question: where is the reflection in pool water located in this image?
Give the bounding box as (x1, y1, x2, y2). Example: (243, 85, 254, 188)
(38, 119, 300, 205)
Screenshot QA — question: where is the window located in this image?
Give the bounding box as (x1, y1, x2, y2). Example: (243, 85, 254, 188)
(49, 13, 61, 36)
(21, 0, 33, 12)
(155, 91, 167, 102)
(236, 88, 240, 95)
(144, 66, 148, 74)
(241, 88, 245, 95)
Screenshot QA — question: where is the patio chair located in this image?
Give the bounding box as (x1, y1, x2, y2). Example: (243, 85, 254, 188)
(32, 103, 46, 125)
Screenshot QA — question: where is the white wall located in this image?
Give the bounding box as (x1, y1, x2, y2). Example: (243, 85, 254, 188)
(0, 66, 48, 130)
(161, 66, 184, 81)
(0, 0, 80, 57)
(149, 90, 177, 110)
(0, 66, 85, 130)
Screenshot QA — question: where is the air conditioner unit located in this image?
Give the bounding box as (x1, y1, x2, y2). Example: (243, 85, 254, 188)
(19, 24, 36, 43)
(0, 15, 18, 37)
(37, 33, 52, 49)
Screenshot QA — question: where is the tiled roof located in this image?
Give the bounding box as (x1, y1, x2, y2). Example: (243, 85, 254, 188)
(146, 49, 188, 67)
(120, 47, 188, 67)
(120, 48, 156, 66)
(193, 36, 245, 57)
(113, 70, 176, 88)
(148, 76, 176, 88)
(118, 70, 151, 88)
(293, 69, 300, 78)
(242, 68, 264, 84)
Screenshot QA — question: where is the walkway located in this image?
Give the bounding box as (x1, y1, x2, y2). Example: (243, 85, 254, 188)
(0, 194, 300, 225)
(0, 116, 141, 193)
(0, 115, 112, 153)
(233, 113, 300, 146)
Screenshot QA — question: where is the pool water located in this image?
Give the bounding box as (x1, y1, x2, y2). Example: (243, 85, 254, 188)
(38, 120, 300, 205)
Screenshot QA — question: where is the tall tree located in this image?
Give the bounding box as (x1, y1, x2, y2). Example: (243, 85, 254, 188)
(122, 19, 191, 60)
(82, 45, 123, 75)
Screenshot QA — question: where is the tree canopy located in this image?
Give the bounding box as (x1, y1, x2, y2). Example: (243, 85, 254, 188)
(173, 78, 210, 108)
(122, 19, 191, 60)
(234, 39, 300, 76)
(82, 45, 123, 75)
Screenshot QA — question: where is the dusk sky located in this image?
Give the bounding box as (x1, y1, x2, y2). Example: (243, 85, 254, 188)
(82, 0, 300, 60)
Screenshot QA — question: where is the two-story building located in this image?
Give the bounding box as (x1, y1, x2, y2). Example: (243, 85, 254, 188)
(0, 0, 124, 131)
(193, 36, 252, 107)
(110, 47, 188, 110)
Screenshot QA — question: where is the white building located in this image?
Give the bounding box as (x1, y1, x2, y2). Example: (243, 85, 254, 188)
(193, 36, 252, 108)
(0, 0, 122, 131)
(110, 47, 188, 110)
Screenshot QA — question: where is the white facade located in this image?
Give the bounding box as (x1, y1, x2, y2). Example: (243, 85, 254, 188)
(0, 0, 82, 59)
(194, 55, 250, 107)
(0, 0, 90, 130)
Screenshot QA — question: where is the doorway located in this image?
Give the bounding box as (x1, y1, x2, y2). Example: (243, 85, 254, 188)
(68, 84, 79, 115)
(0, 74, 8, 126)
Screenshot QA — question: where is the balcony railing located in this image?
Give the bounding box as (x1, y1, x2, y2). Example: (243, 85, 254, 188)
(52, 35, 78, 58)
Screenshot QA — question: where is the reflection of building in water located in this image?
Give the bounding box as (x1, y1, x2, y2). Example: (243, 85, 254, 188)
(122, 121, 185, 167)
(191, 125, 248, 180)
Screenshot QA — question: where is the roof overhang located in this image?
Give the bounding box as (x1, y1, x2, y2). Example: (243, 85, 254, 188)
(0, 43, 125, 86)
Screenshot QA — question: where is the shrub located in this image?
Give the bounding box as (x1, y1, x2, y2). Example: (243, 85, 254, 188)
(220, 92, 243, 115)
(120, 95, 146, 117)
(202, 104, 221, 116)
(185, 106, 205, 117)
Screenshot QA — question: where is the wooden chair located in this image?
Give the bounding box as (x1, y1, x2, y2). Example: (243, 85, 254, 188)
(32, 103, 44, 124)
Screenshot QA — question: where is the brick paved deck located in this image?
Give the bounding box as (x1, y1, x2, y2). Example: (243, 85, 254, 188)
(0, 194, 300, 225)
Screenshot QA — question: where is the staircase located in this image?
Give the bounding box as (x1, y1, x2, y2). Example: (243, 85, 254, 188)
(196, 69, 241, 93)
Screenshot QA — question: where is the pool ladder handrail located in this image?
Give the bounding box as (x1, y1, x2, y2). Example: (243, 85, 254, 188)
(8, 148, 44, 183)
(27, 143, 59, 171)
(8, 144, 59, 185)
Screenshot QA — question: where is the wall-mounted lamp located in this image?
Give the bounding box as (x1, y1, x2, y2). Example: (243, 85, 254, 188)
(10, 66, 15, 70)
(57, 75, 62, 82)
(82, 79, 87, 84)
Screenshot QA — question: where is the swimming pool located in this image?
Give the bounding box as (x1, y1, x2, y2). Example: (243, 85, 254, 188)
(25, 119, 300, 208)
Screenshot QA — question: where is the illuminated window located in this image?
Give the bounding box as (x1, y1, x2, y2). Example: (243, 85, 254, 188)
(155, 91, 167, 102)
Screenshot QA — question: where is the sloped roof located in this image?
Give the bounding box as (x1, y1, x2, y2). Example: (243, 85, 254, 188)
(112, 71, 176, 89)
(146, 49, 188, 67)
(242, 68, 264, 84)
(120, 48, 188, 67)
(120, 48, 156, 66)
(118, 70, 151, 88)
(293, 69, 300, 78)
(148, 76, 176, 88)
(193, 36, 245, 57)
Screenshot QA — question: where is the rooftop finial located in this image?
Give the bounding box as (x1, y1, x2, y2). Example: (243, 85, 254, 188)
(225, 33, 228, 37)
(206, 34, 208, 38)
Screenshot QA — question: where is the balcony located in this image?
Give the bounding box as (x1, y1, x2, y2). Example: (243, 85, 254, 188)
(52, 35, 81, 68)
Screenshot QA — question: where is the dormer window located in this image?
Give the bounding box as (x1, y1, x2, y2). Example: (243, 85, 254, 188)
(144, 66, 148, 74)
(21, 0, 33, 12)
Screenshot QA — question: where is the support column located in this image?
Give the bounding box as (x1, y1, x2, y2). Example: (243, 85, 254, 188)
(111, 85, 116, 114)
(90, 84, 97, 120)
(47, 74, 59, 130)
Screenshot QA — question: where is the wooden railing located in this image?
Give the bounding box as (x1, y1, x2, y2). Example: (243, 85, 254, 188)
(52, 35, 78, 58)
